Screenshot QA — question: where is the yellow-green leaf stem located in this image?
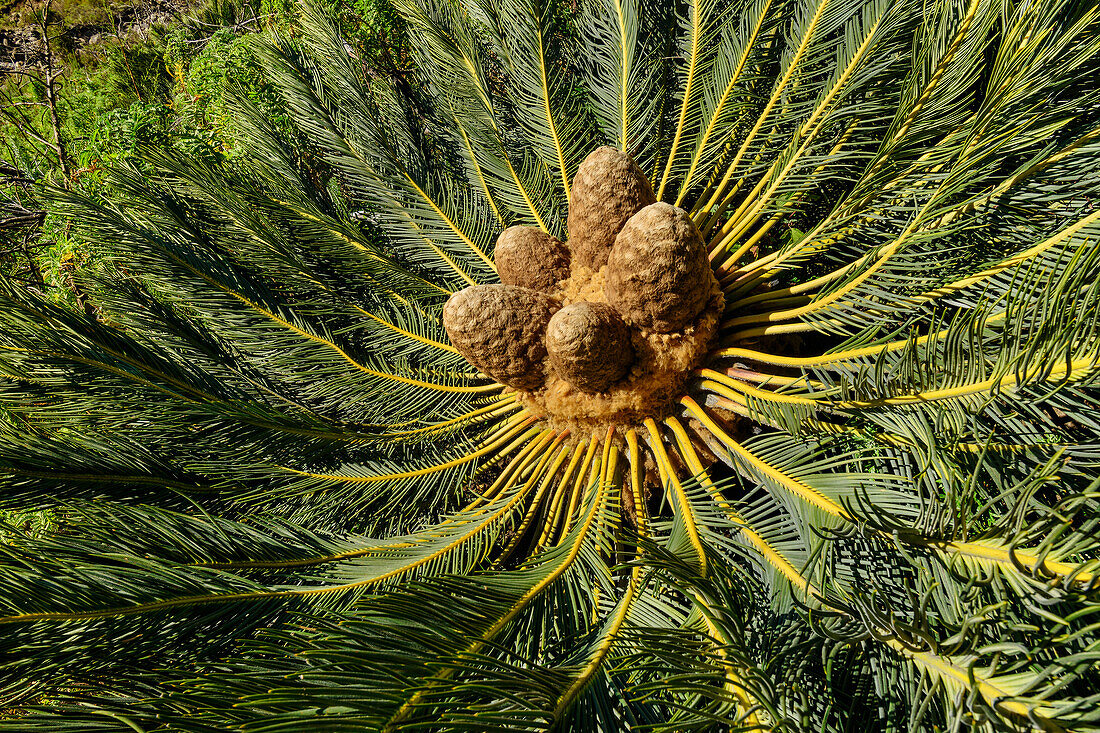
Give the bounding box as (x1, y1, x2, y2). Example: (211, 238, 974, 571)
(678, 400, 850, 519)
(922, 538, 1096, 587)
(359, 310, 460, 354)
(684, 398, 1097, 586)
(626, 428, 649, 538)
(667, 415, 791, 723)
(458, 43, 548, 231)
(450, 53, 552, 231)
(656, 0, 701, 200)
(708, 6, 889, 261)
(381, 396, 522, 438)
(901, 208, 1100, 309)
(400, 171, 495, 271)
(715, 313, 1007, 369)
(454, 120, 506, 226)
(701, 392, 756, 422)
(678, 0, 776, 209)
(0, 344, 378, 442)
(864, 0, 982, 182)
(712, 119, 862, 273)
(470, 429, 560, 506)
(823, 354, 1099, 408)
(689, 589, 768, 728)
(713, 211, 783, 275)
(539, 441, 590, 548)
(661, 415, 813, 597)
(932, 124, 1100, 231)
(362, 6, 550, 233)
(645, 418, 708, 575)
(698, 369, 824, 407)
(594, 429, 621, 558)
(722, 221, 922, 332)
(169, 246, 497, 393)
(717, 124, 982, 304)
(381, 439, 614, 731)
(497, 440, 575, 565)
(534, 27, 571, 200)
(308, 83, 493, 279)
(343, 179, 477, 289)
(277, 414, 539, 486)
(608, 0, 631, 150)
(727, 206, 1100, 325)
(643, 410, 1061, 727)
(659, 421, 771, 725)
(720, 127, 1100, 339)
(503, 153, 552, 233)
(564, 434, 608, 538)
(701, 351, 1100, 410)
(537, 436, 616, 600)
(695, 0, 834, 232)
(718, 114, 981, 295)
(268, 199, 452, 298)
(551, 567, 642, 720)
(196, 432, 563, 572)
(0, 468, 543, 625)
(884, 639, 1059, 723)
(721, 319, 844, 341)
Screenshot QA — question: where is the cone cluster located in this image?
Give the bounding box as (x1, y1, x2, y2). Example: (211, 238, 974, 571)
(443, 146, 718, 396)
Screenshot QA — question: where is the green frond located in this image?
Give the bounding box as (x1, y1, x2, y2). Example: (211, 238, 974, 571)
(3, 0, 1100, 727)
(575, 0, 673, 162)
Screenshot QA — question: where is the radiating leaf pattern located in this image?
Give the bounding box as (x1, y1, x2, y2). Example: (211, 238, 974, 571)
(1, 0, 1098, 729)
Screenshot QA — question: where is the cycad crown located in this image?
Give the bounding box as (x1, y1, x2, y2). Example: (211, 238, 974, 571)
(1, 0, 1099, 730)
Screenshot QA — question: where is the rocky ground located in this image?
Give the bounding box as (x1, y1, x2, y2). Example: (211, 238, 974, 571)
(1, 0, 184, 69)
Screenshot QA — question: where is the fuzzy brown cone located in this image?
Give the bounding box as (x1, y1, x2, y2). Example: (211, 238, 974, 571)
(545, 301, 633, 393)
(604, 202, 714, 333)
(443, 284, 560, 390)
(567, 146, 656, 270)
(494, 226, 570, 292)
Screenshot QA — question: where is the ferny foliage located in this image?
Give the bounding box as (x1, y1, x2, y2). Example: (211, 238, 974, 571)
(1, 0, 1099, 729)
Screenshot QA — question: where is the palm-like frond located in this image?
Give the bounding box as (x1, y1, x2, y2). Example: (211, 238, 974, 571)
(2, 0, 1099, 729)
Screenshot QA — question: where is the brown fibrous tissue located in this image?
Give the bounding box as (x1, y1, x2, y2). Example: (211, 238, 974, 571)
(442, 147, 723, 432)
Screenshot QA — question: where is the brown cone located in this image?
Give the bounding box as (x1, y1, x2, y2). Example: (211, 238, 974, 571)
(604, 202, 715, 333)
(567, 147, 656, 271)
(545, 301, 633, 393)
(443, 284, 560, 390)
(494, 226, 570, 292)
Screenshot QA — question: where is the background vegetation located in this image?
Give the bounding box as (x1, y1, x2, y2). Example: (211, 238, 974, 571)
(0, 0, 406, 300)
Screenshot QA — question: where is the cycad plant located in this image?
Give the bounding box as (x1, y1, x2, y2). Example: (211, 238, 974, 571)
(2, 0, 1100, 729)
